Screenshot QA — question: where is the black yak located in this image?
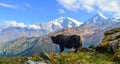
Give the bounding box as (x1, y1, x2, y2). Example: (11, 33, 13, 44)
(51, 34, 82, 52)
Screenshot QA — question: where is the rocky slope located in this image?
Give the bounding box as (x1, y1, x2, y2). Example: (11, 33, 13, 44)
(95, 27, 120, 62)
(0, 36, 58, 56)
(0, 37, 40, 56)
(96, 27, 120, 52)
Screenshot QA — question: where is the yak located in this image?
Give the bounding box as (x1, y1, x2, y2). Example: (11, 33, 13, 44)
(51, 34, 82, 52)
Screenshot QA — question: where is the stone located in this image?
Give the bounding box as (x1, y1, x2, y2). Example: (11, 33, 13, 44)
(41, 51, 51, 61)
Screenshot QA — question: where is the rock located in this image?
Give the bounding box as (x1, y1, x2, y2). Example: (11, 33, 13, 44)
(109, 40, 119, 53)
(41, 51, 51, 61)
(27, 60, 46, 64)
(113, 48, 120, 62)
(95, 28, 120, 54)
(27, 60, 34, 64)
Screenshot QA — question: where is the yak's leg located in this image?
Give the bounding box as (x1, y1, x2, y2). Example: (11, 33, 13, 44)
(74, 48, 78, 52)
(73, 42, 79, 53)
(59, 45, 64, 52)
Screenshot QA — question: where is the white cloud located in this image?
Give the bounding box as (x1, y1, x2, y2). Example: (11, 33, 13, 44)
(28, 25, 40, 29)
(0, 2, 31, 10)
(21, 3, 31, 10)
(113, 13, 120, 19)
(58, 9, 65, 13)
(3, 20, 41, 29)
(57, 0, 120, 14)
(57, 0, 80, 11)
(5, 20, 26, 28)
(78, 0, 95, 12)
(97, 0, 120, 13)
(23, 3, 31, 8)
(0, 2, 17, 8)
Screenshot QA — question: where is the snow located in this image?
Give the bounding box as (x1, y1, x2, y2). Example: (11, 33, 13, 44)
(84, 12, 109, 25)
(66, 17, 82, 26)
(28, 25, 41, 29)
(50, 17, 82, 28)
(113, 14, 120, 19)
(98, 12, 108, 19)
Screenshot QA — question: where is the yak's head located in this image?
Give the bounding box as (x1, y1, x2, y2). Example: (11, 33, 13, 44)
(51, 36, 58, 44)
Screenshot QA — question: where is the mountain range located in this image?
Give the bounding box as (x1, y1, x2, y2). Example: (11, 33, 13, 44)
(0, 12, 120, 56)
(0, 17, 82, 43)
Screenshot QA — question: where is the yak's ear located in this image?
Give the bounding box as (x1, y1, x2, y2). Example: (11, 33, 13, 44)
(51, 36, 55, 40)
(51, 37, 56, 43)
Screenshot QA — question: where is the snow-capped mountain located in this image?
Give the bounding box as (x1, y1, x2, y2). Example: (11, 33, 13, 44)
(0, 17, 82, 42)
(83, 12, 120, 25)
(78, 12, 120, 46)
(36, 17, 82, 34)
(80, 12, 120, 32)
(83, 12, 108, 25)
(50, 17, 82, 28)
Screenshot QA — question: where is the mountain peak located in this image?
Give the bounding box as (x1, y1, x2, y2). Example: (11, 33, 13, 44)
(51, 17, 83, 28)
(97, 12, 108, 19)
(82, 12, 108, 25)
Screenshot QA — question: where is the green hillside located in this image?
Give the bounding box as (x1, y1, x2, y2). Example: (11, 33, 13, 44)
(0, 49, 118, 64)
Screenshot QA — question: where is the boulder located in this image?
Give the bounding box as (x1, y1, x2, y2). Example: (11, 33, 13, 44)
(27, 60, 46, 64)
(95, 28, 120, 54)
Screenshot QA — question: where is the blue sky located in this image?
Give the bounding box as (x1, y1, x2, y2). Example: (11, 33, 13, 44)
(0, 0, 120, 24)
